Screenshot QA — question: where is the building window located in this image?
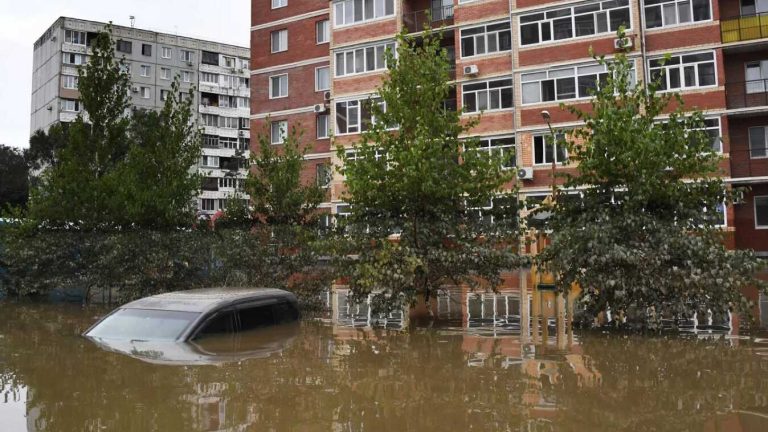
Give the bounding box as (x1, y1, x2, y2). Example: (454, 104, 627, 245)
(60, 99, 80, 112)
(316, 67, 330, 91)
(270, 74, 288, 98)
(648, 52, 716, 91)
(690, 118, 723, 153)
(65, 30, 86, 45)
(180, 50, 194, 63)
(201, 155, 220, 168)
(223, 56, 236, 68)
(201, 199, 218, 211)
(519, 0, 631, 46)
(62, 53, 87, 65)
(335, 98, 386, 135)
(201, 51, 218, 65)
(219, 117, 239, 129)
(742, 0, 768, 15)
(316, 164, 332, 188)
(202, 114, 219, 127)
(644, 0, 711, 29)
(141, 44, 152, 56)
(521, 62, 634, 105)
(116, 40, 132, 54)
(183, 71, 193, 83)
(317, 20, 330, 44)
(162, 47, 172, 59)
(140, 87, 151, 99)
(271, 120, 288, 144)
(756, 196, 768, 228)
(317, 114, 331, 139)
(746, 61, 768, 94)
(460, 22, 511, 58)
(476, 136, 516, 169)
(334, 42, 395, 77)
(160, 89, 170, 101)
(201, 72, 218, 83)
(533, 134, 567, 165)
(271, 29, 288, 53)
(160, 68, 171, 80)
(140, 65, 151, 77)
(748, 126, 768, 158)
(334, 0, 395, 27)
(203, 135, 220, 148)
(461, 78, 513, 113)
(62, 75, 78, 89)
(272, 0, 287, 8)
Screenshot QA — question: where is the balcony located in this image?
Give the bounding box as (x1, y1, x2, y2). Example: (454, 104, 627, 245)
(721, 13, 768, 44)
(725, 79, 768, 109)
(403, 5, 454, 34)
(730, 149, 768, 179)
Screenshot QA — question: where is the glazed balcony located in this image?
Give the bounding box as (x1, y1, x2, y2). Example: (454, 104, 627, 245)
(721, 12, 768, 43)
(403, 5, 454, 34)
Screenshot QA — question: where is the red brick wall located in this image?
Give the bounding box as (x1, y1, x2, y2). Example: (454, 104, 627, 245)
(645, 24, 721, 52)
(251, 111, 332, 155)
(734, 185, 768, 252)
(252, 0, 328, 27)
(519, 102, 590, 128)
(252, 62, 329, 114)
(518, 35, 638, 67)
(455, 0, 508, 21)
(456, 53, 512, 78)
(251, 17, 330, 69)
(461, 110, 515, 134)
(728, 116, 768, 178)
(333, 18, 398, 46)
(720, 0, 741, 19)
(334, 72, 387, 96)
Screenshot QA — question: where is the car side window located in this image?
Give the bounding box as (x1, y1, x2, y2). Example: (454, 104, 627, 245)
(272, 301, 300, 324)
(195, 310, 236, 339)
(237, 305, 275, 332)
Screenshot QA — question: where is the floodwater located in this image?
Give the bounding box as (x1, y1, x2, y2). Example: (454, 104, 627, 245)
(1, 301, 768, 432)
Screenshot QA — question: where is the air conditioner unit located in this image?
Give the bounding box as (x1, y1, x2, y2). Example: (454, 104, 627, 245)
(517, 167, 534, 180)
(131, 86, 139, 93)
(313, 103, 327, 113)
(323, 91, 332, 101)
(463, 65, 479, 76)
(614, 37, 633, 50)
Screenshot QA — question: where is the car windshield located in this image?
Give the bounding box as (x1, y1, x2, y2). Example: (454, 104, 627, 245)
(86, 308, 200, 341)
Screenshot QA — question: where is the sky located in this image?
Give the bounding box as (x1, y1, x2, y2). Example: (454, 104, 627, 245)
(0, 0, 250, 149)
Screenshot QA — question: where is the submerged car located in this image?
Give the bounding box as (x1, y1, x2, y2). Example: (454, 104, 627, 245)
(84, 288, 301, 364)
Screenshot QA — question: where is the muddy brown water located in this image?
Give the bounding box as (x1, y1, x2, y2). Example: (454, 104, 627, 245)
(1, 302, 768, 432)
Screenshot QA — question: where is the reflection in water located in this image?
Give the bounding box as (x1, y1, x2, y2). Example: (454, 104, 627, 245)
(0, 302, 767, 431)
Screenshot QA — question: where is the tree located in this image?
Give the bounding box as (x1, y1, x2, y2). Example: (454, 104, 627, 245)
(336, 27, 525, 313)
(0, 145, 29, 209)
(537, 34, 767, 328)
(27, 123, 69, 175)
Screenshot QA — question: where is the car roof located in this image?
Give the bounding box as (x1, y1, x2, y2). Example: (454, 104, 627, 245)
(120, 288, 296, 313)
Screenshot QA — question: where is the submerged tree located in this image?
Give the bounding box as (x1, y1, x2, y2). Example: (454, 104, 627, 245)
(337, 27, 525, 313)
(537, 34, 766, 327)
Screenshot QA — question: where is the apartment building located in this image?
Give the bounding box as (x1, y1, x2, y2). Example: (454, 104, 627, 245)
(31, 17, 251, 216)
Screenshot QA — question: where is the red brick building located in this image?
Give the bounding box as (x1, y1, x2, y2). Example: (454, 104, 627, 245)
(252, 0, 768, 324)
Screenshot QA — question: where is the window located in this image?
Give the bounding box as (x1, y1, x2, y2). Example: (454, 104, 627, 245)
(334, 0, 395, 27)
(201, 72, 218, 83)
(644, 0, 711, 29)
(748, 126, 768, 158)
(116, 40, 132, 54)
(241, 58, 250, 69)
(746, 61, 768, 94)
(317, 114, 331, 139)
(271, 120, 288, 144)
(201, 155, 220, 167)
(62, 53, 86, 65)
(521, 62, 634, 104)
(317, 20, 330, 44)
(476, 136, 515, 169)
(141, 44, 152, 56)
(462, 78, 513, 113)
(61, 99, 80, 112)
(702, 202, 727, 227)
(140, 65, 151, 77)
(219, 116, 239, 129)
(180, 50, 193, 63)
(460, 22, 511, 58)
(183, 71, 193, 83)
(648, 52, 716, 91)
(160, 89, 170, 101)
(334, 42, 395, 77)
(221, 75, 235, 88)
(520, 0, 631, 46)
(202, 114, 219, 127)
(201, 199, 220, 212)
(65, 30, 86, 45)
(201, 51, 218, 66)
(239, 117, 250, 130)
(335, 97, 386, 135)
(203, 135, 220, 148)
(271, 29, 288, 53)
(270, 74, 288, 98)
(272, 0, 288, 8)
(533, 134, 567, 165)
(161, 68, 171, 80)
(238, 97, 249, 109)
(162, 47, 172, 59)
(316, 164, 332, 188)
(62, 75, 78, 89)
(140, 87, 150, 99)
(316, 67, 330, 91)
(756, 196, 768, 228)
(223, 56, 236, 68)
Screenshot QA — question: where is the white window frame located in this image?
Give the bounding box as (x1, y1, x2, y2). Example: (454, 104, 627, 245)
(533, 134, 568, 165)
(475, 135, 516, 170)
(140, 87, 151, 99)
(62, 53, 86, 65)
(317, 114, 331, 139)
(745, 60, 768, 94)
(648, 51, 717, 92)
(61, 99, 80, 112)
(160, 68, 171, 80)
(754, 195, 768, 229)
(461, 78, 514, 114)
(459, 21, 512, 59)
(272, 0, 288, 8)
(334, 41, 395, 77)
(316, 163, 332, 188)
(695, 117, 723, 153)
(161, 47, 172, 59)
(140, 65, 151, 77)
(201, 156, 220, 168)
(180, 50, 194, 63)
(223, 56, 235, 68)
(160, 89, 170, 101)
(317, 19, 330, 44)
(183, 71, 192, 83)
(271, 29, 288, 53)
(269, 74, 289, 99)
(521, 62, 636, 105)
(644, 0, 712, 30)
(335, 96, 387, 136)
(271, 120, 288, 144)
(519, 0, 633, 47)
(201, 72, 218, 84)
(62, 75, 78, 89)
(333, 0, 396, 28)
(748, 126, 768, 159)
(315, 66, 330, 91)
(65, 30, 87, 45)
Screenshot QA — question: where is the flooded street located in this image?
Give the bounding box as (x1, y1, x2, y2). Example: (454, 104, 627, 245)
(1, 302, 768, 432)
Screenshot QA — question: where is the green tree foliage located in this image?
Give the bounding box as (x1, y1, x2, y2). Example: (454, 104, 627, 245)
(337, 27, 525, 312)
(27, 123, 69, 174)
(537, 38, 767, 327)
(0, 145, 29, 209)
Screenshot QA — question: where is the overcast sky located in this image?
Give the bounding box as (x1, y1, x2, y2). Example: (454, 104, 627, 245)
(0, 0, 250, 149)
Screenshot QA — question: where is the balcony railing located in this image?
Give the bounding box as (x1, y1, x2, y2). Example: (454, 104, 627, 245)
(725, 79, 768, 109)
(403, 6, 454, 34)
(721, 13, 768, 43)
